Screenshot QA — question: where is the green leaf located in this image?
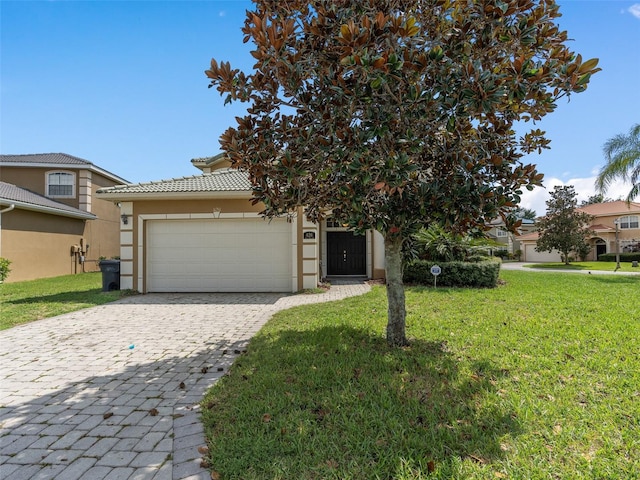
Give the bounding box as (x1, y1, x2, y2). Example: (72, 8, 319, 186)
(576, 73, 591, 86)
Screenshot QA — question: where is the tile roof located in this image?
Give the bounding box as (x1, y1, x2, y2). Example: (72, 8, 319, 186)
(0, 181, 97, 220)
(96, 169, 252, 197)
(518, 231, 540, 241)
(577, 200, 640, 216)
(0, 153, 129, 184)
(190, 152, 227, 165)
(1, 153, 94, 166)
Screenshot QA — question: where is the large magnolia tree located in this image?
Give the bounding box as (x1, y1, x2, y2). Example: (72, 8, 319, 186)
(206, 0, 599, 346)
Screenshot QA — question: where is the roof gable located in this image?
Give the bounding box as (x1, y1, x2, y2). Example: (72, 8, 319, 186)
(0, 153, 129, 184)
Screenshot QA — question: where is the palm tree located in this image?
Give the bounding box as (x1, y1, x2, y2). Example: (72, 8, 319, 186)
(595, 123, 640, 202)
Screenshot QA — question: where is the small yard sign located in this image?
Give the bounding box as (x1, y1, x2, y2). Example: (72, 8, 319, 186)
(430, 265, 442, 287)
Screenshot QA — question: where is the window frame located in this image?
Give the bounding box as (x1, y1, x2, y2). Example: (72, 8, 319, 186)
(619, 215, 639, 230)
(46, 171, 76, 198)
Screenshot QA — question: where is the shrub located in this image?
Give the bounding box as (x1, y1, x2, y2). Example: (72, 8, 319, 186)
(493, 248, 509, 259)
(404, 258, 501, 288)
(598, 252, 640, 262)
(466, 254, 490, 263)
(0, 257, 11, 282)
(411, 224, 501, 263)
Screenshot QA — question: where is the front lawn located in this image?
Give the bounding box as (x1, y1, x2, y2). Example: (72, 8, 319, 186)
(525, 261, 639, 273)
(201, 270, 639, 479)
(0, 272, 131, 330)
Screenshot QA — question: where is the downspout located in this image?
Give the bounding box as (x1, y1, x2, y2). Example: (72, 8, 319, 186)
(0, 204, 16, 257)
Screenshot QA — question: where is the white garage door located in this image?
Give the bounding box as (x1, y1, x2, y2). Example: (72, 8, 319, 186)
(524, 244, 562, 263)
(146, 218, 293, 292)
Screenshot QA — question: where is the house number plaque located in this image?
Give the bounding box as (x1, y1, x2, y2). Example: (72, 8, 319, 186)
(303, 232, 316, 239)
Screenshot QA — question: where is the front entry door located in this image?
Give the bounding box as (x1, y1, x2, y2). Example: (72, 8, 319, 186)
(327, 232, 366, 275)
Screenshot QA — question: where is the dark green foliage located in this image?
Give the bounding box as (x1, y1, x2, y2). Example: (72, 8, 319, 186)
(492, 248, 509, 259)
(598, 252, 640, 262)
(404, 258, 501, 288)
(466, 254, 491, 263)
(412, 224, 495, 262)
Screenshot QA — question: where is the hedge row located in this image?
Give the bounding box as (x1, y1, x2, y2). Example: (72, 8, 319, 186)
(598, 252, 640, 262)
(403, 258, 501, 288)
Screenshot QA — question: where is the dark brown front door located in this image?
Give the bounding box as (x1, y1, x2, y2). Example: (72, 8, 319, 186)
(327, 232, 366, 275)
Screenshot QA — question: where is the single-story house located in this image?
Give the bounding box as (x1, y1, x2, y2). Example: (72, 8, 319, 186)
(0, 153, 129, 282)
(519, 200, 640, 262)
(96, 155, 386, 293)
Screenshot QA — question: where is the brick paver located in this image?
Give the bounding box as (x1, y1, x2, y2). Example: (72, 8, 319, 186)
(0, 282, 370, 479)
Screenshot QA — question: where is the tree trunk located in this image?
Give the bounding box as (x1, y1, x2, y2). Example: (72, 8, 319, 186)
(384, 235, 408, 347)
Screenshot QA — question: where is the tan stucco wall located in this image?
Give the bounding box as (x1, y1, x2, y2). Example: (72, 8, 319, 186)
(1, 168, 124, 282)
(1, 210, 91, 282)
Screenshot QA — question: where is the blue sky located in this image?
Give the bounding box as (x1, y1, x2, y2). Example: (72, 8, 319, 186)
(2, 0, 639, 215)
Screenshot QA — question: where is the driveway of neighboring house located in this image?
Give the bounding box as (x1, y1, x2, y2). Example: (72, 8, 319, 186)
(0, 282, 370, 480)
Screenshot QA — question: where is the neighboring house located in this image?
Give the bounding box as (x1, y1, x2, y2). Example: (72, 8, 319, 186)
(518, 200, 640, 262)
(486, 217, 536, 255)
(0, 153, 129, 282)
(96, 154, 386, 293)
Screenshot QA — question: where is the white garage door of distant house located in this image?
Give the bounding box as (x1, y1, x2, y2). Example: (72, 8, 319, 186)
(524, 244, 562, 262)
(146, 218, 293, 292)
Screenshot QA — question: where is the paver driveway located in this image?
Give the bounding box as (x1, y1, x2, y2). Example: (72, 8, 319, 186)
(0, 282, 370, 480)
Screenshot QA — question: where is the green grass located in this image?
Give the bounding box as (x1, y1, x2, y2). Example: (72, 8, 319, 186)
(525, 261, 640, 273)
(201, 270, 640, 479)
(0, 272, 132, 330)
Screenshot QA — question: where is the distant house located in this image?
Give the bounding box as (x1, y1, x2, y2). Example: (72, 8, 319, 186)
(486, 217, 536, 256)
(0, 153, 128, 282)
(518, 201, 640, 262)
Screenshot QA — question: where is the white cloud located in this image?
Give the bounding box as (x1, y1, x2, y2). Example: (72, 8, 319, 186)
(519, 175, 633, 216)
(629, 4, 640, 19)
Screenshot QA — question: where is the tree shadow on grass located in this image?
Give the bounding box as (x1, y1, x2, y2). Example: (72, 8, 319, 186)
(5, 289, 122, 306)
(201, 325, 520, 479)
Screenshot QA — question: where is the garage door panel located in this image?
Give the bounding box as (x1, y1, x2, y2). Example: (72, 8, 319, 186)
(147, 218, 292, 292)
(524, 244, 562, 262)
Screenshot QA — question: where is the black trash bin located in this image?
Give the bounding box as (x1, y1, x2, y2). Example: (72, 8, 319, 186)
(98, 259, 120, 291)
